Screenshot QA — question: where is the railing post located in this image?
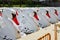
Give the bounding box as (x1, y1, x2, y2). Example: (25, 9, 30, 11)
(54, 24, 57, 40)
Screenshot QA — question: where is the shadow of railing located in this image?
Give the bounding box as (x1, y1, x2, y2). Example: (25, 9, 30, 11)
(38, 33, 51, 40)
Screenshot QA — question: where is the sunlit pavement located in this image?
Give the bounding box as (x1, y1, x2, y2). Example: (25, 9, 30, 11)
(17, 22, 60, 40)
